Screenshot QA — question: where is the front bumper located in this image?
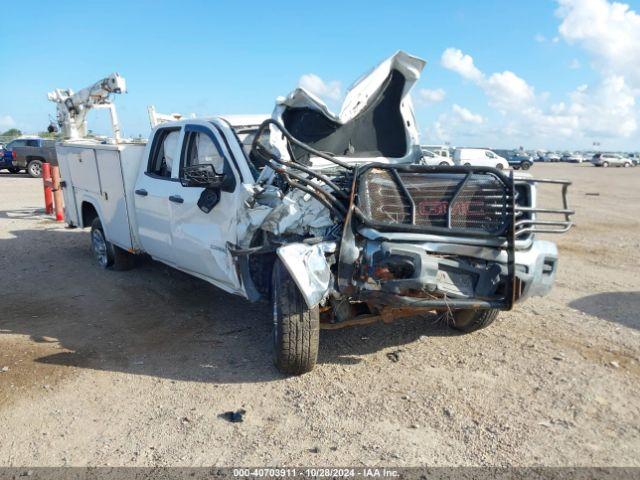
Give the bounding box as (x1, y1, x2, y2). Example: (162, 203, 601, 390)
(353, 239, 558, 310)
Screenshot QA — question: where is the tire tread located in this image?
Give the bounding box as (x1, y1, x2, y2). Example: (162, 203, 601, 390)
(451, 308, 499, 333)
(273, 261, 319, 374)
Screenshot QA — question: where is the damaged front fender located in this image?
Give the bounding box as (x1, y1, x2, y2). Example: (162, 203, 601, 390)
(276, 241, 337, 308)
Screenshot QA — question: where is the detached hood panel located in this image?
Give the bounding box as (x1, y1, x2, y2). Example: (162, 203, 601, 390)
(273, 51, 426, 162)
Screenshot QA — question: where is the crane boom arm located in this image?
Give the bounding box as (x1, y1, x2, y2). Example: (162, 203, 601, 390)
(47, 73, 126, 141)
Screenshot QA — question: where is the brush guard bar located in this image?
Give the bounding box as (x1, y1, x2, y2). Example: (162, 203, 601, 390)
(514, 178, 574, 238)
(345, 163, 519, 310)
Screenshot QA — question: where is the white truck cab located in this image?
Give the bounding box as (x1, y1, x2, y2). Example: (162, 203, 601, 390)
(58, 115, 267, 296)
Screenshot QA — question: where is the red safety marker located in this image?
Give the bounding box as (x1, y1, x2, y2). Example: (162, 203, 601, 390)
(51, 165, 64, 221)
(42, 162, 54, 215)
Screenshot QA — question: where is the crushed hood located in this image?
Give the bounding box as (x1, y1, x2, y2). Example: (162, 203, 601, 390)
(271, 51, 426, 165)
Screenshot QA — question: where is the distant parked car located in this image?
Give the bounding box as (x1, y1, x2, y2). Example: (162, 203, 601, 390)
(453, 148, 509, 169)
(493, 149, 533, 170)
(422, 144, 452, 159)
(591, 153, 633, 168)
(561, 153, 585, 163)
(0, 146, 21, 174)
(543, 152, 561, 162)
(0, 137, 57, 177)
(420, 146, 453, 166)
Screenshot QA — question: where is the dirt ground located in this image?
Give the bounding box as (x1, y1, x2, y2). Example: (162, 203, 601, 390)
(0, 163, 638, 467)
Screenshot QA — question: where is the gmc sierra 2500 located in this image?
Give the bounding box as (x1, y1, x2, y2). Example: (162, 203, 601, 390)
(52, 52, 574, 375)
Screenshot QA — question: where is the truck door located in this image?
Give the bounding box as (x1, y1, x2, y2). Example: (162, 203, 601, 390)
(169, 123, 243, 295)
(133, 126, 183, 265)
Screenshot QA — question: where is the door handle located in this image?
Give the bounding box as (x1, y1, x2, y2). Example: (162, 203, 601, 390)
(135, 189, 148, 196)
(169, 195, 184, 204)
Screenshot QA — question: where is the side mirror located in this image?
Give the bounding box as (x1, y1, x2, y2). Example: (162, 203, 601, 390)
(180, 163, 228, 189)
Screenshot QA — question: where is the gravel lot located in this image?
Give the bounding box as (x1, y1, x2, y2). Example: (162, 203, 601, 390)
(0, 163, 638, 467)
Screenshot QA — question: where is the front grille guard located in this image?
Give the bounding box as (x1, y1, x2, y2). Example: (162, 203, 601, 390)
(514, 178, 574, 238)
(351, 163, 519, 310)
(354, 163, 515, 238)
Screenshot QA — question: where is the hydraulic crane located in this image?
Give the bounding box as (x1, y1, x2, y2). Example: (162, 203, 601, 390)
(47, 73, 126, 142)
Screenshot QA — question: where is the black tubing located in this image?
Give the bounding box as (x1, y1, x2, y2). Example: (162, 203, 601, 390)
(251, 119, 355, 170)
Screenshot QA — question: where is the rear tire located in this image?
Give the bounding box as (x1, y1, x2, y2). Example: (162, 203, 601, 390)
(90, 218, 136, 271)
(439, 161, 449, 166)
(450, 308, 499, 333)
(602, 161, 609, 168)
(496, 163, 504, 170)
(271, 260, 319, 375)
(27, 159, 43, 178)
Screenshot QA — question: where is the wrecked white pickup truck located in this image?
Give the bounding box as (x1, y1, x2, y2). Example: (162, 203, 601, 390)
(52, 52, 573, 374)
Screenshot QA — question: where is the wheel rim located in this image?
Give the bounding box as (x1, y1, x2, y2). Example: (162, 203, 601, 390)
(91, 228, 109, 267)
(30, 162, 42, 176)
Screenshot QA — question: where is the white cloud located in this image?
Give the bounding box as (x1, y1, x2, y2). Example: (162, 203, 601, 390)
(557, 0, 640, 87)
(485, 71, 536, 111)
(442, 47, 536, 112)
(569, 58, 581, 69)
(417, 88, 446, 105)
(0, 115, 16, 130)
(441, 48, 484, 82)
(452, 104, 484, 124)
(568, 74, 636, 137)
(425, 105, 487, 144)
(298, 73, 342, 101)
(439, 16, 640, 148)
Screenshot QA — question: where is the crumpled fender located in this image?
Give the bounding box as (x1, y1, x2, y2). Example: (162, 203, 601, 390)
(276, 241, 337, 308)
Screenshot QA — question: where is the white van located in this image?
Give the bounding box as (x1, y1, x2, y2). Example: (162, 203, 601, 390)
(453, 148, 509, 169)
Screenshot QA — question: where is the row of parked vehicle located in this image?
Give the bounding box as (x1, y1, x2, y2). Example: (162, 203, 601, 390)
(535, 151, 638, 166)
(0, 137, 58, 177)
(421, 146, 639, 170)
(420, 146, 533, 170)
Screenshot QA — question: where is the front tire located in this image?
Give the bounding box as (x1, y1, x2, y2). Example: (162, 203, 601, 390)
(623, 161, 631, 168)
(90, 218, 136, 271)
(602, 161, 609, 168)
(520, 161, 531, 170)
(271, 260, 319, 375)
(450, 308, 499, 333)
(27, 159, 43, 178)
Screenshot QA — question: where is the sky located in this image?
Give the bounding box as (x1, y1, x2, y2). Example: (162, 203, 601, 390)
(1, 0, 640, 151)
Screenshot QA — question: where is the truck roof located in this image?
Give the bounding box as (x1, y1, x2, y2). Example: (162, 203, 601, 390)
(154, 114, 269, 131)
(219, 114, 269, 128)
